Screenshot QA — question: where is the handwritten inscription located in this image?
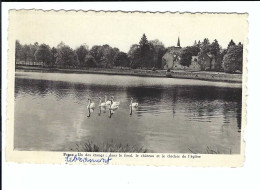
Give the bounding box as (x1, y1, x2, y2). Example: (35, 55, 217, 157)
(64, 153, 112, 164)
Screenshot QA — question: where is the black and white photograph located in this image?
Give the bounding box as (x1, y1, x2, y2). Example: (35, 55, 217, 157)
(6, 10, 247, 165)
(4, 2, 260, 190)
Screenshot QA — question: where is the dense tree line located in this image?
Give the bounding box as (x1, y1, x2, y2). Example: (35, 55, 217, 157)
(15, 34, 166, 70)
(15, 33, 243, 73)
(179, 38, 243, 73)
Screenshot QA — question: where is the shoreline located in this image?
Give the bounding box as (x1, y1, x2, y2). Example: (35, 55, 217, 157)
(15, 66, 242, 83)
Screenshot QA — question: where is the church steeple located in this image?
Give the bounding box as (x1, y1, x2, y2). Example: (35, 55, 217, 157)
(177, 36, 180, 47)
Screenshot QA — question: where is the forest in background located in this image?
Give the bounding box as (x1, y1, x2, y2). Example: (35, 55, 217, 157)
(15, 34, 243, 73)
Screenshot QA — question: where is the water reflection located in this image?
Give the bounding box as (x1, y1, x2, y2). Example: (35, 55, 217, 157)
(129, 105, 138, 116)
(87, 108, 94, 118)
(108, 104, 119, 118)
(14, 72, 242, 153)
(108, 109, 114, 118)
(98, 106, 107, 116)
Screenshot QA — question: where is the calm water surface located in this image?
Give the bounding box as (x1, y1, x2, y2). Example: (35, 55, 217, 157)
(14, 71, 242, 154)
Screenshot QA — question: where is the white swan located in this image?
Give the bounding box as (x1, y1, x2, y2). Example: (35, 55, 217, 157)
(109, 101, 119, 110)
(130, 97, 138, 108)
(105, 96, 112, 106)
(98, 97, 106, 107)
(111, 96, 120, 106)
(87, 98, 95, 109)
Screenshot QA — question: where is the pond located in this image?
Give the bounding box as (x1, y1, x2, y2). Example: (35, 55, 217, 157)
(14, 71, 242, 154)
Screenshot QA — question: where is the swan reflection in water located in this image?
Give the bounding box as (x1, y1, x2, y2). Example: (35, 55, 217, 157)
(87, 107, 95, 118)
(108, 109, 115, 118)
(129, 105, 138, 116)
(129, 97, 139, 116)
(98, 106, 107, 116)
(86, 98, 95, 118)
(88, 105, 107, 117)
(108, 103, 119, 118)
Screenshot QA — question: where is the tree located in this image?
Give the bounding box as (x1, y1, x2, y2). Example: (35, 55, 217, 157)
(29, 42, 39, 65)
(208, 39, 222, 71)
(197, 40, 201, 48)
(222, 44, 243, 73)
(15, 40, 22, 64)
(177, 46, 200, 69)
(51, 47, 58, 65)
(139, 34, 154, 68)
(186, 45, 200, 56)
(57, 41, 66, 49)
(76, 44, 89, 67)
(89, 45, 103, 64)
(216, 49, 227, 71)
(180, 48, 192, 67)
(113, 48, 120, 55)
(227, 39, 236, 49)
(89, 45, 118, 68)
(209, 39, 220, 57)
(56, 44, 79, 68)
(150, 39, 164, 46)
(139, 34, 149, 68)
(127, 35, 157, 69)
(114, 52, 129, 68)
(149, 39, 167, 69)
(201, 38, 210, 53)
(100, 44, 118, 68)
(139, 33, 148, 47)
(21, 44, 31, 64)
(35, 44, 52, 66)
(128, 44, 141, 69)
(84, 55, 97, 68)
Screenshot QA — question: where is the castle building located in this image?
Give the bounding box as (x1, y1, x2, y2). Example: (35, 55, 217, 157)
(162, 37, 182, 69)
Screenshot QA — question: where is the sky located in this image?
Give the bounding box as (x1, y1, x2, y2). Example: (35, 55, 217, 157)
(10, 10, 248, 53)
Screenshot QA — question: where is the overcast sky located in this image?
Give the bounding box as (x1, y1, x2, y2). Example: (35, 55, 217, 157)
(10, 10, 248, 53)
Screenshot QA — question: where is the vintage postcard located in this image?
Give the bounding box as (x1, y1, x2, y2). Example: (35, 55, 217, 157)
(6, 10, 247, 166)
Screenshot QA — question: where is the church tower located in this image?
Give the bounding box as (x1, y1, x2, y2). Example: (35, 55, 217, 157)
(177, 36, 180, 47)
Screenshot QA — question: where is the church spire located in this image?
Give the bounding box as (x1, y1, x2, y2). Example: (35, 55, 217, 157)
(177, 36, 180, 47)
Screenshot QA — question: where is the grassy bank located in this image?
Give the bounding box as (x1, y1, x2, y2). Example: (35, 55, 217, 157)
(70, 141, 148, 153)
(16, 65, 242, 83)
